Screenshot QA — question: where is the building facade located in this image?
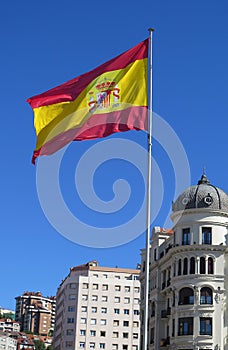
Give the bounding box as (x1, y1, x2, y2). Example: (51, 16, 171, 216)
(53, 261, 141, 350)
(140, 174, 228, 349)
(0, 331, 17, 350)
(0, 319, 20, 333)
(15, 292, 56, 336)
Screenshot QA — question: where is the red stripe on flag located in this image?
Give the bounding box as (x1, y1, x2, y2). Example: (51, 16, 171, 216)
(27, 39, 148, 109)
(32, 106, 148, 164)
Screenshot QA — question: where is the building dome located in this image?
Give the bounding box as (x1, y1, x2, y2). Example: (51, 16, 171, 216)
(172, 173, 228, 213)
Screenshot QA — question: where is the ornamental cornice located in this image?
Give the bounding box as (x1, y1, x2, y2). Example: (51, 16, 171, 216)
(171, 208, 228, 221)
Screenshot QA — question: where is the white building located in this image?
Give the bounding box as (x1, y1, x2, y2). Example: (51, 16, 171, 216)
(0, 319, 20, 333)
(53, 260, 141, 350)
(140, 174, 228, 349)
(0, 331, 17, 350)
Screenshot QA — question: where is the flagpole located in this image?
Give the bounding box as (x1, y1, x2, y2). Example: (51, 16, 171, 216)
(143, 27, 154, 350)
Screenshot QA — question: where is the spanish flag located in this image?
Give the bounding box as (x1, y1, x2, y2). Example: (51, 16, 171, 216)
(27, 39, 148, 164)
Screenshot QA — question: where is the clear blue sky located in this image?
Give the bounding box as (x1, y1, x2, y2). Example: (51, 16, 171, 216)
(1, 0, 228, 309)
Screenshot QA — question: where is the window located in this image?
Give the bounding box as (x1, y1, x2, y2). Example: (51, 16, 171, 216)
(80, 318, 86, 324)
(67, 318, 74, 323)
(151, 302, 155, 317)
(91, 307, 97, 313)
(82, 295, 88, 301)
(132, 346, 138, 350)
(123, 333, 128, 338)
(113, 320, 119, 326)
(70, 283, 77, 289)
(178, 317, 193, 336)
(134, 287, 140, 293)
(79, 342, 85, 348)
(66, 340, 73, 347)
(80, 329, 86, 336)
(208, 257, 214, 274)
(102, 284, 108, 291)
(115, 297, 120, 303)
(200, 287, 213, 304)
(125, 286, 130, 292)
(124, 309, 129, 315)
(182, 228, 190, 245)
(150, 327, 154, 344)
(190, 257, 195, 274)
(133, 333, 138, 339)
(124, 298, 130, 304)
(90, 330, 96, 337)
(172, 318, 175, 337)
(89, 343, 95, 349)
(82, 283, 88, 289)
(101, 319, 107, 325)
(69, 294, 76, 300)
(115, 285, 121, 291)
(67, 329, 74, 335)
(93, 284, 98, 290)
(113, 332, 119, 338)
(102, 296, 108, 302)
(103, 274, 108, 278)
(134, 309, 139, 315)
(112, 345, 118, 350)
(179, 288, 194, 305)
(92, 295, 98, 301)
(122, 346, 128, 350)
(200, 257, 206, 274)
(81, 306, 87, 312)
(114, 308, 120, 314)
(68, 306, 75, 312)
(200, 317, 212, 335)
(134, 298, 139, 304)
(123, 321, 129, 327)
(115, 275, 120, 279)
(202, 227, 212, 244)
(183, 258, 188, 275)
(133, 321, 139, 327)
(178, 259, 182, 275)
(100, 331, 106, 337)
(90, 319, 96, 325)
(100, 344, 105, 349)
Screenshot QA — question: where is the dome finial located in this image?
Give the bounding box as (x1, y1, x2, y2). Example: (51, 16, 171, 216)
(198, 168, 210, 185)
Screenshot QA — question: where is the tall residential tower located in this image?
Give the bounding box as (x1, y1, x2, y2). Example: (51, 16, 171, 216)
(53, 261, 141, 350)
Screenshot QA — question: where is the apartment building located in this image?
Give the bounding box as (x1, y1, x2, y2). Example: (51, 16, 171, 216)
(0, 331, 17, 350)
(0, 319, 20, 333)
(15, 291, 56, 336)
(53, 261, 140, 350)
(140, 174, 228, 349)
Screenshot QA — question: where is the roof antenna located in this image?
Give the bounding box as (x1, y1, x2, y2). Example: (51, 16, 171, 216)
(203, 165, 206, 176)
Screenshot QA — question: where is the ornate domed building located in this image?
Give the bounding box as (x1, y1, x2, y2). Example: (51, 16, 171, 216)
(140, 174, 228, 350)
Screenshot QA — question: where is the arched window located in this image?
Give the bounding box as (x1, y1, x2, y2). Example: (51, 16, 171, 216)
(200, 257, 206, 274)
(200, 287, 213, 305)
(183, 258, 188, 275)
(208, 257, 214, 274)
(179, 287, 194, 305)
(178, 259, 182, 276)
(190, 257, 195, 274)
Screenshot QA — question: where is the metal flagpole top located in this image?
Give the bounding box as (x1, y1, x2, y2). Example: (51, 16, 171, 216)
(148, 28, 155, 32)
